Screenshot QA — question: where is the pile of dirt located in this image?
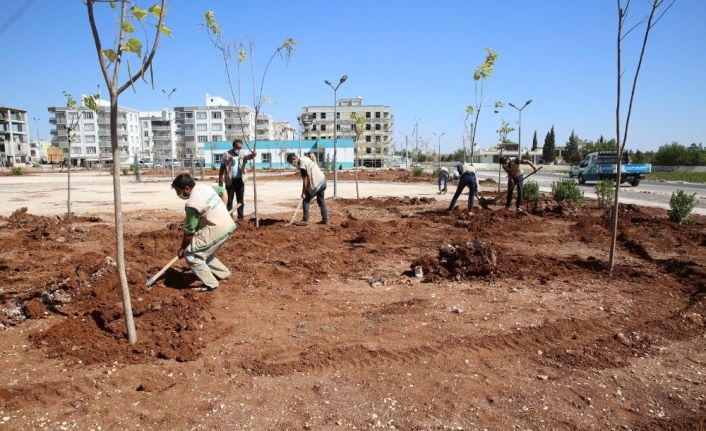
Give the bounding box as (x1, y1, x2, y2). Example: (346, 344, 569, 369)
(411, 240, 499, 282)
(31, 289, 215, 364)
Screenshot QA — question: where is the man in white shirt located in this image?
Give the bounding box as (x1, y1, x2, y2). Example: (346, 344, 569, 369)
(218, 139, 256, 220)
(287, 153, 328, 226)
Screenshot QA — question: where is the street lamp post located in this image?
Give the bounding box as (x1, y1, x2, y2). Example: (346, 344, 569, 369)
(324, 75, 347, 198)
(32, 117, 41, 166)
(433, 131, 445, 170)
(161, 87, 177, 178)
(508, 99, 532, 159)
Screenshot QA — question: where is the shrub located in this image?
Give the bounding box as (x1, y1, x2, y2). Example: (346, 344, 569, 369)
(551, 180, 584, 205)
(594, 179, 615, 208)
(522, 180, 540, 202)
(669, 190, 697, 224)
(412, 167, 424, 177)
(121, 168, 129, 175)
(11, 167, 23, 175)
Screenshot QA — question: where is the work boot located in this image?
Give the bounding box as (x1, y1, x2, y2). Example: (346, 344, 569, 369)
(294, 221, 309, 226)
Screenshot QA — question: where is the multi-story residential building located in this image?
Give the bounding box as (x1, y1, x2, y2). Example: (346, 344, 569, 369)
(300, 97, 394, 168)
(255, 114, 275, 141)
(174, 95, 258, 163)
(139, 110, 176, 163)
(274, 122, 296, 140)
(0, 106, 30, 166)
(48, 99, 141, 166)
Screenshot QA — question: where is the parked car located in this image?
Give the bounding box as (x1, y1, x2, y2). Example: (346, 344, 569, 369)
(568, 165, 580, 178)
(138, 160, 154, 168)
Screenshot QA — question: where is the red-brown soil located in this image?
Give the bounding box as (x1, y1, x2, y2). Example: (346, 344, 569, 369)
(0, 196, 705, 429)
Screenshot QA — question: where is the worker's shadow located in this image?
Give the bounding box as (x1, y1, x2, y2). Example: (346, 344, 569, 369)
(160, 268, 200, 290)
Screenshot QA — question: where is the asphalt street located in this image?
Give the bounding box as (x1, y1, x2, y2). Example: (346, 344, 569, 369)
(475, 169, 706, 215)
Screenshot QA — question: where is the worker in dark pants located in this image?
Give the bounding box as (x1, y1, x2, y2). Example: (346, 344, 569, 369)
(500, 156, 537, 212)
(447, 162, 478, 215)
(218, 139, 256, 220)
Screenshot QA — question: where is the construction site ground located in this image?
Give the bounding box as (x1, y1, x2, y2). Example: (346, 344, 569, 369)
(0, 169, 705, 430)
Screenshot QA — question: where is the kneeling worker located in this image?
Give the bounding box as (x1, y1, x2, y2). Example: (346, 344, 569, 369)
(172, 173, 236, 291)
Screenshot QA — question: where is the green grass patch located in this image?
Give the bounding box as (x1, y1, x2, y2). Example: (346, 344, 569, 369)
(647, 171, 706, 183)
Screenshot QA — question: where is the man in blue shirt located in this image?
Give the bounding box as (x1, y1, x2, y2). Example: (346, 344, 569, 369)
(218, 139, 256, 220)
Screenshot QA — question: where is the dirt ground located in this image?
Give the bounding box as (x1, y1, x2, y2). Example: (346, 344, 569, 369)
(0, 181, 705, 430)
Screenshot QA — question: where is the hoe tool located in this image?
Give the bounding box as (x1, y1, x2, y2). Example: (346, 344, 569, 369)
(146, 256, 179, 288)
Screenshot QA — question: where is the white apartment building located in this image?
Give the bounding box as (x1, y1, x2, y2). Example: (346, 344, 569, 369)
(300, 97, 394, 168)
(48, 99, 141, 166)
(139, 110, 176, 163)
(274, 122, 296, 140)
(174, 95, 263, 163)
(0, 106, 31, 166)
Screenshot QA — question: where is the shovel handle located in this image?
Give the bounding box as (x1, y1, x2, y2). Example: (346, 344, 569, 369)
(146, 256, 179, 287)
(288, 199, 304, 225)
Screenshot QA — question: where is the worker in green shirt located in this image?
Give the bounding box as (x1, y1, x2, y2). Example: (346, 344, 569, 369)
(172, 173, 236, 292)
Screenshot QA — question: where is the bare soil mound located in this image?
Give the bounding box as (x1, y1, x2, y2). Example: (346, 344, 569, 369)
(1, 196, 705, 429)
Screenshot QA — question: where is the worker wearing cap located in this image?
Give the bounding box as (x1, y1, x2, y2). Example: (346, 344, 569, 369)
(172, 173, 235, 291)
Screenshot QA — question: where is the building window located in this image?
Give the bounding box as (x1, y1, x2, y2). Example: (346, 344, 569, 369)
(310, 113, 316, 119)
(365, 124, 371, 130)
(365, 136, 371, 142)
(71, 147, 81, 154)
(211, 111, 222, 119)
(312, 125, 317, 131)
(336, 112, 340, 119)
(197, 135, 208, 142)
(86, 147, 97, 154)
(211, 135, 222, 141)
(84, 123, 95, 131)
(144, 131, 149, 137)
(211, 123, 222, 131)
(321, 124, 327, 131)
(320, 112, 326, 119)
(337, 124, 340, 131)
(196, 123, 208, 131)
(375, 124, 381, 130)
(196, 111, 207, 119)
(375, 112, 381, 119)
(85, 135, 96, 143)
(376, 136, 381, 142)
(83, 111, 94, 120)
(366, 147, 372, 154)
(262, 153, 271, 163)
(365, 112, 371, 118)
(143, 121, 149, 128)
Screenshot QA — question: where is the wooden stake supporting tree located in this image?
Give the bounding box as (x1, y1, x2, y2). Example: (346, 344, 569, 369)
(86, 0, 171, 344)
(609, 0, 674, 273)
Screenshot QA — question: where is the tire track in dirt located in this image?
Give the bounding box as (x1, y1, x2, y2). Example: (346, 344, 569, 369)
(238, 317, 613, 377)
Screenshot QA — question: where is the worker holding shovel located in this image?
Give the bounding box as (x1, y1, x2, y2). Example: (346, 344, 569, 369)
(172, 173, 236, 292)
(500, 156, 538, 213)
(287, 153, 328, 226)
(447, 162, 479, 215)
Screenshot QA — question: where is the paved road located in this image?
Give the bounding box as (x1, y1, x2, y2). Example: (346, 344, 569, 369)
(1, 170, 704, 217)
(474, 170, 706, 215)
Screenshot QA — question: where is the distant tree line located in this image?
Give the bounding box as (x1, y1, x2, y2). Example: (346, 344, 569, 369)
(630, 142, 706, 166)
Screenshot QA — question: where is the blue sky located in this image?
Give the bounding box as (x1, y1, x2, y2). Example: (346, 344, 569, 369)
(2, 0, 704, 153)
